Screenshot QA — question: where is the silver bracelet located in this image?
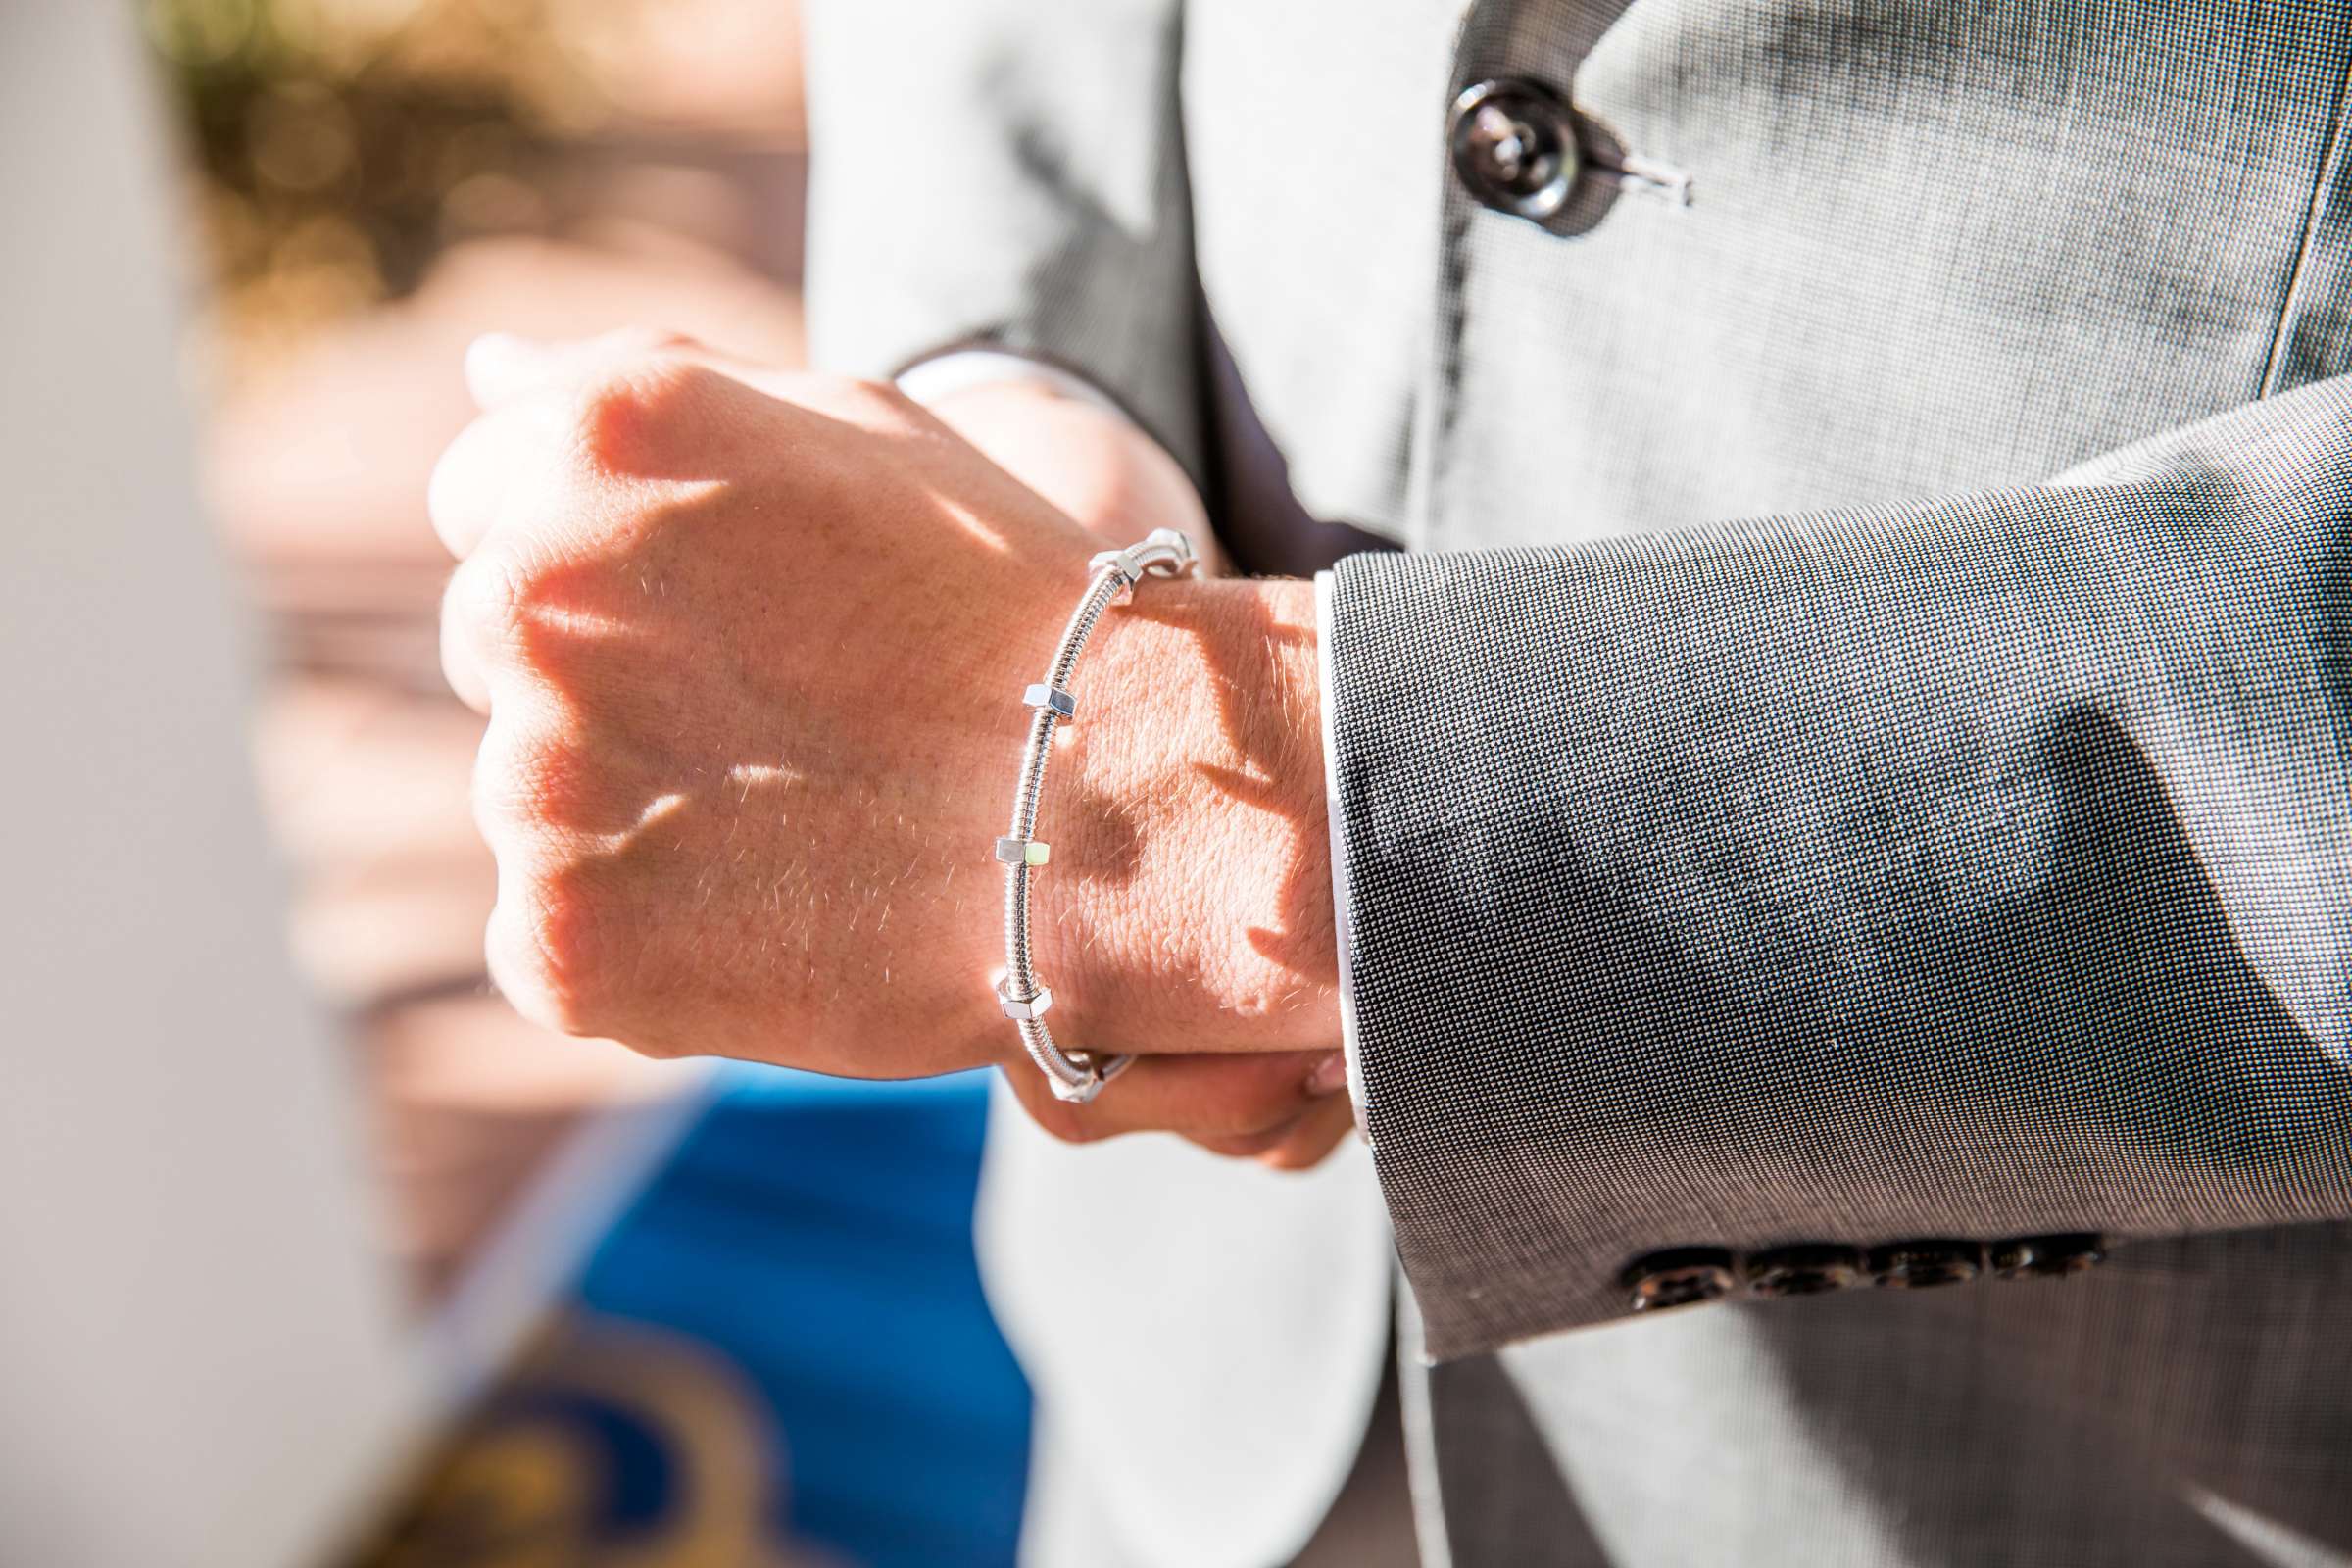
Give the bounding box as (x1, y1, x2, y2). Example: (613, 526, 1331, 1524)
(994, 528, 1200, 1102)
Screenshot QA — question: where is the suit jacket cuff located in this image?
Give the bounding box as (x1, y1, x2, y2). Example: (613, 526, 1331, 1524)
(1322, 372, 2352, 1359)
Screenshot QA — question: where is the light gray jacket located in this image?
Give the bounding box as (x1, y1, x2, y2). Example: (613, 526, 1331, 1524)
(806, 2, 2352, 1563)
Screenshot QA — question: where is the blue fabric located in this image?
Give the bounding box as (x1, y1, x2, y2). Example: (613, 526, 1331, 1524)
(576, 1065, 1028, 1567)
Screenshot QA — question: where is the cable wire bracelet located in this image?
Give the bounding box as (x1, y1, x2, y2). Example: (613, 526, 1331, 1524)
(993, 528, 1199, 1102)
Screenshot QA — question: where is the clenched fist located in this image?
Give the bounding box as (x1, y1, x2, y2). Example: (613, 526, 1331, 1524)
(430, 331, 1352, 1163)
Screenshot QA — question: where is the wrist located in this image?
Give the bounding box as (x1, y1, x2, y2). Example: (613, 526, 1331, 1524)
(929, 379, 1218, 565)
(1033, 574, 1339, 1055)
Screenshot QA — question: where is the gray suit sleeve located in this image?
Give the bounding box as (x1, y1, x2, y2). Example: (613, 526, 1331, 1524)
(1329, 377, 2352, 1358)
(800, 0, 1202, 479)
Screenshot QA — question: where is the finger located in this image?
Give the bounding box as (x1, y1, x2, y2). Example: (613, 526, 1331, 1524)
(428, 400, 561, 559)
(438, 540, 547, 718)
(1250, 1094, 1358, 1172)
(439, 567, 491, 712)
(1001, 1049, 1347, 1147)
(1188, 1078, 1356, 1163)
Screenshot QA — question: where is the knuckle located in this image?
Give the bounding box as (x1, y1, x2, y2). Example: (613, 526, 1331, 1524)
(451, 539, 591, 687)
(439, 611, 485, 710)
(473, 717, 603, 843)
(486, 855, 609, 1037)
(566, 356, 719, 476)
(470, 718, 545, 839)
(425, 420, 494, 550)
(448, 546, 532, 650)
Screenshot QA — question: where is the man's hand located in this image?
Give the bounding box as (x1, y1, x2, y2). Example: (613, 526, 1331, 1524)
(431, 331, 1350, 1163)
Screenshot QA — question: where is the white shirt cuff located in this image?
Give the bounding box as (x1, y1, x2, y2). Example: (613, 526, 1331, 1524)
(1314, 569, 1372, 1133)
(893, 348, 1129, 416)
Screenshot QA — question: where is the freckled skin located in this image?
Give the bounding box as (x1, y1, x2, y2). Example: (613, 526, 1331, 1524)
(433, 332, 1355, 1166)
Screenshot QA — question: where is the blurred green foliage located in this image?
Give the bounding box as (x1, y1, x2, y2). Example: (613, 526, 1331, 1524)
(145, 0, 614, 360)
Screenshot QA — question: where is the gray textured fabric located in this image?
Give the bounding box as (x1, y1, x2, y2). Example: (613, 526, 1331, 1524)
(1332, 380, 2352, 1353)
(1465, 1227, 2352, 1566)
(1342, 382, 2352, 1560)
(801, 0, 1205, 478)
(806, 1, 2352, 1562)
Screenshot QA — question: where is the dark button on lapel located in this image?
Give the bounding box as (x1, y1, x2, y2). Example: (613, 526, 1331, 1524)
(1867, 1239, 1984, 1289)
(1745, 1244, 1866, 1298)
(1448, 78, 1583, 220)
(1622, 1247, 1738, 1312)
(1990, 1233, 2107, 1279)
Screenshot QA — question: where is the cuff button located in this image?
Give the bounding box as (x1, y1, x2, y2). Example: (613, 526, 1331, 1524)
(1745, 1244, 1865, 1298)
(1990, 1233, 2107, 1280)
(1622, 1248, 1738, 1312)
(1867, 1239, 1985, 1289)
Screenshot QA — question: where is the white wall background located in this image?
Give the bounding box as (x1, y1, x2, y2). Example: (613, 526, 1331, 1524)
(0, 8, 424, 1564)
